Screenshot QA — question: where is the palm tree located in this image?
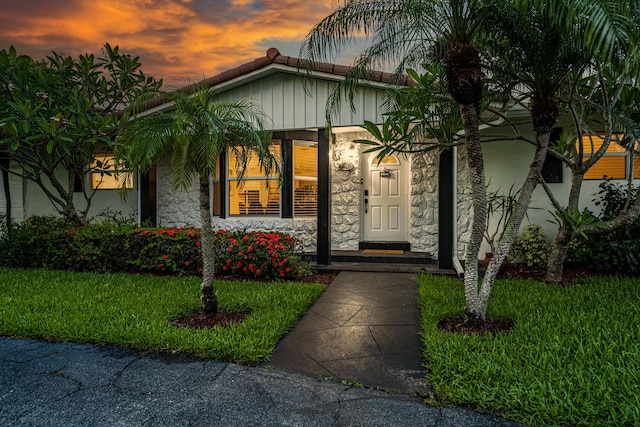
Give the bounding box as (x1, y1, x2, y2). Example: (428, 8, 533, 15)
(301, 0, 492, 322)
(117, 83, 277, 314)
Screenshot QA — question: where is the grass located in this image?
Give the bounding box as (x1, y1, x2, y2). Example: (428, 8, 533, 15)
(418, 274, 640, 426)
(0, 267, 325, 365)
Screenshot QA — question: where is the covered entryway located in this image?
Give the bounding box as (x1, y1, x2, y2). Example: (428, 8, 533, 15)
(361, 151, 409, 243)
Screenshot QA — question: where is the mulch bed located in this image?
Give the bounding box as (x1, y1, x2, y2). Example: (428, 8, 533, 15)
(172, 311, 248, 330)
(438, 317, 513, 336)
(501, 264, 601, 286)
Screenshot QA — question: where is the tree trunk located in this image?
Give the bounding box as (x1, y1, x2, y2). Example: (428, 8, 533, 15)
(479, 127, 550, 312)
(545, 226, 573, 283)
(545, 172, 584, 283)
(459, 103, 486, 322)
(199, 176, 218, 314)
(1, 154, 11, 230)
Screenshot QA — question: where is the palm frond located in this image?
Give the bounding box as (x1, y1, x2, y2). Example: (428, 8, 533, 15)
(116, 83, 276, 191)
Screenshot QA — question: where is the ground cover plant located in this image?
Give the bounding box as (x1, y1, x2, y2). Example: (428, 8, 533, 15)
(418, 274, 640, 426)
(0, 268, 325, 365)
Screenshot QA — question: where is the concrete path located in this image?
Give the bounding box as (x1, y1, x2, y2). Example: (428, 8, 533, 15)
(0, 338, 522, 426)
(265, 271, 430, 394)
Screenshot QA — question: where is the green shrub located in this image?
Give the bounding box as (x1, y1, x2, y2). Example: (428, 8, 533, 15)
(0, 215, 72, 268)
(128, 227, 202, 275)
(570, 181, 640, 276)
(0, 216, 310, 281)
(508, 224, 549, 268)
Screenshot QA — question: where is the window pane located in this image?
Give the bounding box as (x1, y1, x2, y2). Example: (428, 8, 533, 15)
(583, 157, 626, 180)
(229, 180, 279, 216)
(294, 141, 318, 216)
(228, 142, 280, 178)
(294, 141, 318, 177)
(578, 134, 626, 155)
(294, 181, 317, 216)
(634, 157, 640, 179)
(91, 154, 133, 190)
(214, 156, 221, 180)
(372, 154, 399, 165)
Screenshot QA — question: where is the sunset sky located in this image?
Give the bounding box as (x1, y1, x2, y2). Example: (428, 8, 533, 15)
(0, 0, 361, 87)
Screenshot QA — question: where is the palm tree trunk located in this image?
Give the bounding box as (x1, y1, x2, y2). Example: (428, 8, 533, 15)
(199, 176, 218, 314)
(460, 103, 485, 322)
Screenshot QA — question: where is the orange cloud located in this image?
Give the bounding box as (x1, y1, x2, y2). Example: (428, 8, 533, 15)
(0, 0, 337, 85)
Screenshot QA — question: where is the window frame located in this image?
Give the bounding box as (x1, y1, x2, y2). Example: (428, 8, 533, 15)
(220, 136, 320, 219)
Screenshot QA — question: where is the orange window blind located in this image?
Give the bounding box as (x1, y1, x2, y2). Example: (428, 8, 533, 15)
(583, 157, 626, 180)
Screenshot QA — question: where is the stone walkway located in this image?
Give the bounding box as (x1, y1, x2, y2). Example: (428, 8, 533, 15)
(264, 271, 431, 394)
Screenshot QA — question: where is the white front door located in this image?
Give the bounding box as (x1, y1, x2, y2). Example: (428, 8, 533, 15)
(361, 152, 409, 242)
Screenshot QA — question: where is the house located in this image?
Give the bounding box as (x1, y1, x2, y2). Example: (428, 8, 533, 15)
(141, 48, 459, 269)
(3, 48, 637, 268)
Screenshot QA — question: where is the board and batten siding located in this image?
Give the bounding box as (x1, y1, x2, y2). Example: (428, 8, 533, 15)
(211, 71, 388, 129)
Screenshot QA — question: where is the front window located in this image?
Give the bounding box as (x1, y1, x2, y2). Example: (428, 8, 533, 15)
(228, 142, 280, 216)
(91, 153, 133, 190)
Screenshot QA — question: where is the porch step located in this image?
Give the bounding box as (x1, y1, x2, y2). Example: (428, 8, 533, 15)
(305, 250, 457, 276)
(311, 261, 457, 276)
(306, 250, 433, 265)
(305, 251, 456, 276)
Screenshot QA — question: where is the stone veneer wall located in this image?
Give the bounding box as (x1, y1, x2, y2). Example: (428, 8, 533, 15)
(331, 133, 365, 251)
(155, 157, 200, 227)
(456, 146, 473, 260)
(210, 217, 318, 250)
(410, 151, 439, 256)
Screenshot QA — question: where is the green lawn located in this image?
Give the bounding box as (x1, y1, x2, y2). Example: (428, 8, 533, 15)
(418, 274, 640, 426)
(0, 267, 325, 365)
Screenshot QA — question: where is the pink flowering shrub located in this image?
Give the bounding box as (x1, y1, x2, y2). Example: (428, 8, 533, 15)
(0, 217, 311, 281)
(214, 230, 311, 280)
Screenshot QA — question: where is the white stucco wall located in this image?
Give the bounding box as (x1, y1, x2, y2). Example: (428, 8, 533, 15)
(479, 117, 640, 253)
(3, 162, 138, 222)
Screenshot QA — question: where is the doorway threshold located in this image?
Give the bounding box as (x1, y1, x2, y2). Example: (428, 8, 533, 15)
(358, 241, 411, 251)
